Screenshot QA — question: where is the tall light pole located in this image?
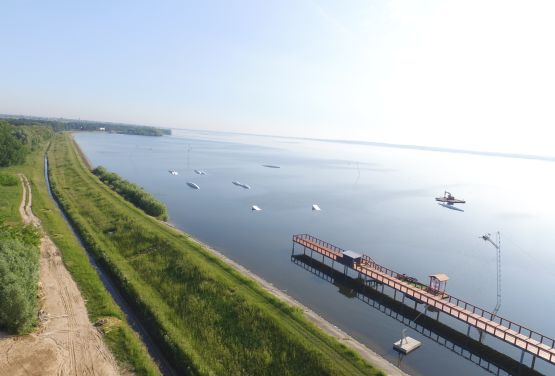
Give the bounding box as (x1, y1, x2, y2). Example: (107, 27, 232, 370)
(481, 232, 501, 317)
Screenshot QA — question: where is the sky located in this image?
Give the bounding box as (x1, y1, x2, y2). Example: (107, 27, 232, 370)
(1, 0, 555, 156)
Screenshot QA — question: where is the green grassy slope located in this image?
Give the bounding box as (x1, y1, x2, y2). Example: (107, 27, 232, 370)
(0, 173, 21, 225)
(48, 132, 384, 376)
(0, 142, 160, 375)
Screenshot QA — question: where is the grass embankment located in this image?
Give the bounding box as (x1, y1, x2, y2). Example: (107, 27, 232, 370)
(0, 143, 160, 375)
(49, 132, 384, 376)
(0, 173, 21, 225)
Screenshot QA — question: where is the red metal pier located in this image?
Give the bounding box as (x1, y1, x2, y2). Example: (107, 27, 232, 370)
(292, 234, 555, 369)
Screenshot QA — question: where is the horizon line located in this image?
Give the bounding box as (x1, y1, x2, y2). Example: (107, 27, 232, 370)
(174, 127, 555, 163)
(3, 113, 554, 163)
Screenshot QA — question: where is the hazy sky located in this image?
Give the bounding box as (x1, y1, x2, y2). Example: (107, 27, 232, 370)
(2, 1, 554, 155)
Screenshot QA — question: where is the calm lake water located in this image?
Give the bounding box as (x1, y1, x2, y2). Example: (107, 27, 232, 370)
(74, 130, 555, 376)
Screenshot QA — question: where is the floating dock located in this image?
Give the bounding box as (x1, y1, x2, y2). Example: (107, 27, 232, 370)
(292, 234, 555, 369)
(394, 336, 422, 354)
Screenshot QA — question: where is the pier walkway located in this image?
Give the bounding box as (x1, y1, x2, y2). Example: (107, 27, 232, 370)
(292, 234, 555, 367)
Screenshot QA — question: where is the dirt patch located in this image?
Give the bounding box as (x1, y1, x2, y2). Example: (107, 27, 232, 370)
(0, 175, 120, 375)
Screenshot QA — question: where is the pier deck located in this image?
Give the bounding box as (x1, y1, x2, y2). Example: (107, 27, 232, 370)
(292, 234, 555, 366)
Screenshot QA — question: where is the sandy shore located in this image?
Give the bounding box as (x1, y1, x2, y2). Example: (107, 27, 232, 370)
(164, 221, 409, 376)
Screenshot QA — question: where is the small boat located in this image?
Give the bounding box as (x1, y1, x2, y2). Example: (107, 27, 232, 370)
(312, 204, 321, 211)
(232, 181, 251, 189)
(251, 205, 262, 211)
(186, 182, 200, 190)
(262, 164, 280, 169)
(168, 170, 179, 175)
(194, 170, 206, 175)
(435, 191, 465, 204)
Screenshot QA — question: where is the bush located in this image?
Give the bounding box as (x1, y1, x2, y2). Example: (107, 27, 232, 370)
(0, 225, 40, 334)
(0, 173, 18, 187)
(92, 166, 168, 220)
(0, 121, 29, 167)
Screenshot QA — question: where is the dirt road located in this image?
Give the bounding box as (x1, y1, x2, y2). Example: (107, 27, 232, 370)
(0, 175, 120, 376)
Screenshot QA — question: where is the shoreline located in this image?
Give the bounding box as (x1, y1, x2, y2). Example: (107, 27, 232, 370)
(163, 221, 409, 376)
(70, 131, 408, 375)
(69, 132, 93, 169)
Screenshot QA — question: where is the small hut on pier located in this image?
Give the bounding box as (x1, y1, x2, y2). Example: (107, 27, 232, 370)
(428, 274, 449, 297)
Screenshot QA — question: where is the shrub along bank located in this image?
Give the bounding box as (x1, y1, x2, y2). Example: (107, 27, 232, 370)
(48, 132, 384, 376)
(92, 166, 168, 220)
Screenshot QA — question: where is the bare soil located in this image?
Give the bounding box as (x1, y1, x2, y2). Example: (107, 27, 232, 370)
(0, 175, 120, 376)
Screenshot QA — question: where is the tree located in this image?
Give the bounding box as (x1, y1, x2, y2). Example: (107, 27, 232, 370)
(0, 121, 28, 167)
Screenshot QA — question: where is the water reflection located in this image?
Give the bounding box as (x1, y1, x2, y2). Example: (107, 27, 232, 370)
(438, 202, 465, 212)
(291, 254, 541, 376)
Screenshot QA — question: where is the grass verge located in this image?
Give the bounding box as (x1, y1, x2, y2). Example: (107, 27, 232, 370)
(0, 140, 160, 375)
(48, 132, 385, 376)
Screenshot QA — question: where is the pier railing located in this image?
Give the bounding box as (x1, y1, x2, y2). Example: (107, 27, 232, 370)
(292, 234, 555, 364)
(293, 234, 344, 256)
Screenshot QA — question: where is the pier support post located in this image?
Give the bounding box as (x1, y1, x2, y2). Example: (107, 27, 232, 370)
(436, 311, 440, 321)
(467, 325, 471, 337)
(394, 290, 397, 301)
(520, 350, 525, 364)
(531, 355, 536, 370)
(291, 243, 295, 256)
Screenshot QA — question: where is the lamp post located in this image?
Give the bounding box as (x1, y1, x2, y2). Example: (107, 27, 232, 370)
(481, 232, 502, 317)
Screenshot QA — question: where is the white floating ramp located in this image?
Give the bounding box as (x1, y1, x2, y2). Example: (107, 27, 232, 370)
(393, 337, 421, 354)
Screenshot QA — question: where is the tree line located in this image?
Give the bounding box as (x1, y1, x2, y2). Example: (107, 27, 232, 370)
(0, 120, 53, 167)
(0, 121, 29, 167)
(3, 116, 171, 136)
(92, 166, 168, 220)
